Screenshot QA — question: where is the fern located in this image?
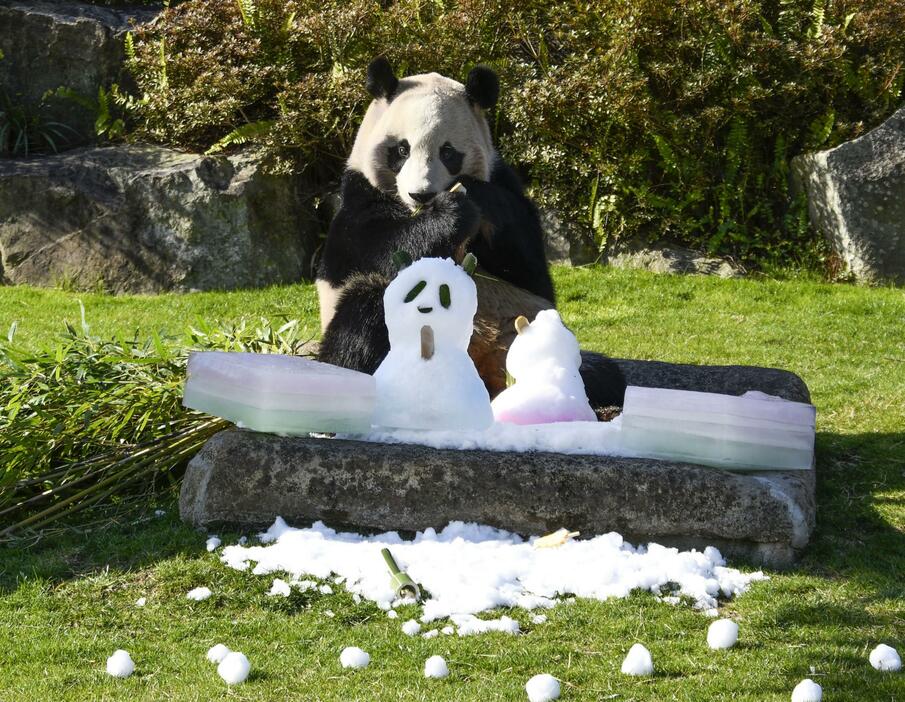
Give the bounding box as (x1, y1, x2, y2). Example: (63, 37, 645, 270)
(236, 0, 256, 29)
(124, 32, 136, 63)
(808, 0, 826, 40)
(205, 120, 275, 154)
(724, 117, 748, 185)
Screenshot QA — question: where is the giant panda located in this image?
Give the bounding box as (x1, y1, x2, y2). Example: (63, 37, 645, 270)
(317, 57, 625, 409)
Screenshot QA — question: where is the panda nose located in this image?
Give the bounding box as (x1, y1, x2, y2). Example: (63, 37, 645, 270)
(409, 191, 436, 205)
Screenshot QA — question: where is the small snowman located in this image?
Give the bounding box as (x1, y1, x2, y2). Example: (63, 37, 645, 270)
(491, 309, 596, 425)
(373, 254, 493, 431)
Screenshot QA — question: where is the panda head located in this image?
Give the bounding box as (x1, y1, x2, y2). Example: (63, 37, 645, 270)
(347, 57, 500, 211)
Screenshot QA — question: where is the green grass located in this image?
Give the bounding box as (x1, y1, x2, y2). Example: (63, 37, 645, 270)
(1, 267, 904, 701)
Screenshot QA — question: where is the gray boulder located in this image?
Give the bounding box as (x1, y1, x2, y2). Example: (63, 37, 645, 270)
(605, 238, 743, 278)
(539, 208, 598, 266)
(0, 1, 159, 141)
(0, 145, 319, 292)
(791, 106, 905, 284)
(180, 359, 814, 568)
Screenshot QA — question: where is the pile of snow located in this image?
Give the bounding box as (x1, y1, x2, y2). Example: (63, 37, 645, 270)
(135, 597, 146, 607)
(424, 655, 449, 679)
(106, 650, 134, 678)
(186, 587, 212, 601)
(220, 519, 766, 623)
(206, 536, 221, 552)
(531, 614, 548, 625)
(206, 644, 230, 664)
(791, 678, 822, 702)
(218, 652, 250, 685)
(401, 619, 421, 636)
(621, 644, 654, 676)
(525, 673, 560, 702)
(267, 578, 291, 597)
(340, 647, 370, 669)
(707, 619, 739, 649)
(869, 644, 902, 672)
(453, 614, 520, 637)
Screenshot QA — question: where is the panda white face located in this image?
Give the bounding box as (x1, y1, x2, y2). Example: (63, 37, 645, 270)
(347, 66, 498, 211)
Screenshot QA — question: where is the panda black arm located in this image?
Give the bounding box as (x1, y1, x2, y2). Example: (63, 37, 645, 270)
(456, 159, 555, 303)
(319, 170, 480, 285)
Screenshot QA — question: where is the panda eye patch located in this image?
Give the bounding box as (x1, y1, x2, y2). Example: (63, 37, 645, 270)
(404, 280, 427, 303)
(439, 284, 451, 309)
(439, 142, 464, 174)
(387, 139, 410, 172)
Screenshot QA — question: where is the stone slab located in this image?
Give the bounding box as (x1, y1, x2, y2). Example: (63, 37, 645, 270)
(180, 360, 815, 568)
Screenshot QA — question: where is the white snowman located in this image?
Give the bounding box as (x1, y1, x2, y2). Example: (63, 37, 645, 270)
(373, 256, 493, 431)
(491, 309, 597, 425)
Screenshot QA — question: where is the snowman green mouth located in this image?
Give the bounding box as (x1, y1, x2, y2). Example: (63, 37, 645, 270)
(418, 306, 433, 313)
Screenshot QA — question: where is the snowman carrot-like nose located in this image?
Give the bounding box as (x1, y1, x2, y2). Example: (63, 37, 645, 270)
(420, 325, 434, 360)
(514, 316, 530, 335)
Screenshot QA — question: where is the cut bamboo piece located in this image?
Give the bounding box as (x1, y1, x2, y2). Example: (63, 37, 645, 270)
(420, 325, 435, 360)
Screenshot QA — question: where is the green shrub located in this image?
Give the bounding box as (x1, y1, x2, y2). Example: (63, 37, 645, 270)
(126, 0, 905, 268)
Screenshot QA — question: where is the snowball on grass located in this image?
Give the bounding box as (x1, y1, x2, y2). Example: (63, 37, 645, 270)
(154, 509, 165, 517)
(217, 652, 250, 685)
(525, 673, 560, 702)
(319, 584, 333, 595)
(621, 643, 654, 676)
(106, 650, 134, 678)
(791, 678, 822, 702)
(267, 578, 291, 597)
(441, 626, 454, 635)
(424, 655, 449, 679)
(387, 610, 398, 619)
(422, 629, 439, 639)
(402, 619, 422, 636)
(869, 644, 902, 672)
(135, 597, 146, 607)
(340, 647, 370, 669)
(206, 536, 221, 552)
(532, 614, 548, 625)
(707, 619, 739, 649)
(206, 644, 230, 664)
(186, 587, 212, 601)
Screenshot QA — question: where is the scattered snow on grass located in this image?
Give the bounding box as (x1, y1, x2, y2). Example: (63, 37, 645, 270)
(402, 619, 421, 636)
(869, 644, 901, 672)
(267, 578, 291, 597)
(319, 584, 333, 595)
(621, 643, 654, 676)
(206, 644, 230, 664)
(106, 650, 134, 678)
(525, 673, 560, 702)
(186, 587, 212, 601)
(424, 655, 449, 679)
(135, 597, 146, 607)
(340, 647, 370, 669)
(791, 678, 822, 702)
(532, 614, 548, 625)
(217, 652, 250, 684)
(206, 536, 222, 552)
(153, 509, 165, 517)
(441, 626, 454, 635)
(707, 619, 739, 649)
(387, 609, 398, 619)
(220, 519, 765, 626)
(453, 614, 519, 636)
(422, 629, 439, 639)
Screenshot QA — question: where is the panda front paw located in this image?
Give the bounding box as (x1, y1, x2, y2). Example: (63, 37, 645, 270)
(431, 189, 481, 246)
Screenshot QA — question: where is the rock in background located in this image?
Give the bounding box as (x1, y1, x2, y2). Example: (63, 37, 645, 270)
(604, 238, 743, 278)
(0, 146, 319, 292)
(792, 106, 905, 284)
(0, 0, 158, 141)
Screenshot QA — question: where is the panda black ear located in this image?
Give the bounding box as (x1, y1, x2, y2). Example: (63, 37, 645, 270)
(366, 56, 399, 100)
(465, 65, 499, 110)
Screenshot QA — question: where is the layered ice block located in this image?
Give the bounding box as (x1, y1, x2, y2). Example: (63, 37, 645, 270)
(620, 386, 816, 470)
(183, 352, 376, 435)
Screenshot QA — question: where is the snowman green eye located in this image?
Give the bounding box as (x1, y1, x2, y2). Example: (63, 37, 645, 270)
(439, 284, 451, 309)
(404, 280, 427, 303)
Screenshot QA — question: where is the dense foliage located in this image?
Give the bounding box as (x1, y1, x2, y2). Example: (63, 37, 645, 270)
(125, 0, 904, 267)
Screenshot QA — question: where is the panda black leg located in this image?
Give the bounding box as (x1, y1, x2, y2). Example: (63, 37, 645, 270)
(318, 274, 391, 375)
(579, 351, 627, 410)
